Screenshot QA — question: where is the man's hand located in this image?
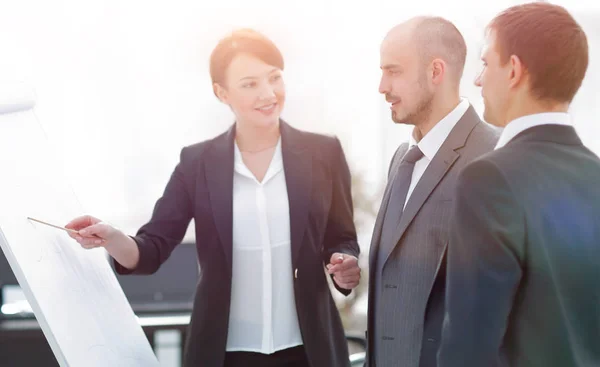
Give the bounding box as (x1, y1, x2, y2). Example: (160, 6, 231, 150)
(326, 253, 361, 290)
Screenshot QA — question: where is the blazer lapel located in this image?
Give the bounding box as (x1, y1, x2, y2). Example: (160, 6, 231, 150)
(204, 124, 235, 274)
(280, 121, 312, 265)
(381, 106, 481, 267)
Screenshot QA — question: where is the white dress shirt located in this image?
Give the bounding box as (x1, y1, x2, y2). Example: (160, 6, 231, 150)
(404, 98, 470, 208)
(226, 137, 303, 353)
(495, 112, 572, 150)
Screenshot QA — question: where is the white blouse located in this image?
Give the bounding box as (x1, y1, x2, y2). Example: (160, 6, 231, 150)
(226, 137, 303, 354)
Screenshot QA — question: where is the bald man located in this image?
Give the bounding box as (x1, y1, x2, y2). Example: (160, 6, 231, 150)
(366, 17, 499, 367)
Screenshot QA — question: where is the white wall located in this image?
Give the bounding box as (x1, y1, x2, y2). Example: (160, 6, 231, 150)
(0, 0, 598, 243)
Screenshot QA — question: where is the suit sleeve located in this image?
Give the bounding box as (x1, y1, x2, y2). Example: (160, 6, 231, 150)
(438, 158, 525, 367)
(322, 137, 360, 296)
(114, 147, 194, 275)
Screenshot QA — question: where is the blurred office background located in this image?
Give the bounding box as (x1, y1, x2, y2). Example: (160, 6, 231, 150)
(0, 0, 598, 365)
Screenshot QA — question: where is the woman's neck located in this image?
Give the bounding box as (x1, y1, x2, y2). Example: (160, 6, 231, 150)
(235, 119, 280, 152)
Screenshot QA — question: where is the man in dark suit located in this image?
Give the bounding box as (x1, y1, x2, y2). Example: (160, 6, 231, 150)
(366, 16, 498, 367)
(439, 3, 600, 367)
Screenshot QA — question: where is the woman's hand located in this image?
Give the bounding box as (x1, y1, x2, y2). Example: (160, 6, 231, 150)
(65, 215, 117, 249)
(327, 253, 361, 290)
(65, 215, 140, 270)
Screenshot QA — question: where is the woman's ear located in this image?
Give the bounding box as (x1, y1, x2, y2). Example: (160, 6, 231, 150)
(213, 83, 228, 104)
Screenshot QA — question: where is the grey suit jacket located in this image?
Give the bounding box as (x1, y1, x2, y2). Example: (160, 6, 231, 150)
(366, 106, 499, 367)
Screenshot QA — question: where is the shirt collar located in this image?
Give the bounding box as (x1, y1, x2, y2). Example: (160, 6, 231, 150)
(234, 136, 283, 182)
(495, 112, 571, 150)
(409, 98, 470, 160)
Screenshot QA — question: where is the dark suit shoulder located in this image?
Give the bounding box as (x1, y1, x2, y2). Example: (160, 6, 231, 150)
(472, 143, 527, 178)
(449, 120, 499, 182)
(288, 125, 344, 162)
(459, 154, 509, 188)
(460, 149, 526, 211)
(294, 127, 339, 147)
(465, 120, 500, 153)
(184, 130, 226, 155)
(178, 129, 230, 167)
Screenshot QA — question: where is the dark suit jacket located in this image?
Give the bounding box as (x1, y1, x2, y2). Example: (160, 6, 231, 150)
(439, 125, 600, 367)
(115, 120, 359, 367)
(366, 106, 499, 367)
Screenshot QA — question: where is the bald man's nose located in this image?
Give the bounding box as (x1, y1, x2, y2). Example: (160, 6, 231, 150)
(379, 77, 389, 94)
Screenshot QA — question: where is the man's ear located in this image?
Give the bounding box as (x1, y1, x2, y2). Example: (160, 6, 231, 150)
(431, 58, 447, 86)
(508, 54, 525, 90)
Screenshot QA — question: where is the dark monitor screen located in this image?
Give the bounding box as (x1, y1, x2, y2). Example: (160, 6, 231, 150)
(0, 241, 198, 315)
(113, 241, 198, 314)
(0, 247, 18, 287)
(0, 247, 20, 315)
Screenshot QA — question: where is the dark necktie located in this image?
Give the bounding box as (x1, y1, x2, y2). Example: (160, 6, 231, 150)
(373, 144, 424, 362)
(376, 144, 424, 268)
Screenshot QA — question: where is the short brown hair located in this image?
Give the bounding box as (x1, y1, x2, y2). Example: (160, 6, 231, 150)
(209, 28, 284, 86)
(488, 2, 588, 103)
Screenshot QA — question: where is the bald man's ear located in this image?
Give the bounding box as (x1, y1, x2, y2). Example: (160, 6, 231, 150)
(430, 59, 446, 85)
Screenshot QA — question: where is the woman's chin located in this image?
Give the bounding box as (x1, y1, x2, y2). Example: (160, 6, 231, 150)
(252, 115, 281, 129)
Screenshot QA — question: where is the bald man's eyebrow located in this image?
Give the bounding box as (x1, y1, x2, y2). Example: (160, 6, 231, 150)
(381, 64, 403, 72)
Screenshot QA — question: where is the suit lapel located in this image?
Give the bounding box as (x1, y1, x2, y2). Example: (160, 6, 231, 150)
(381, 106, 482, 268)
(379, 150, 458, 266)
(280, 121, 312, 265)
(204, 125, 235, 274)
(368, 144, 408, 270)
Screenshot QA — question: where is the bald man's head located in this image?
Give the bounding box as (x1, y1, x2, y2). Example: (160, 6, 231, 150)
(379, 16, 467, 128)
(384, 16, 467, 84)
(412, 17, 467, 84)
